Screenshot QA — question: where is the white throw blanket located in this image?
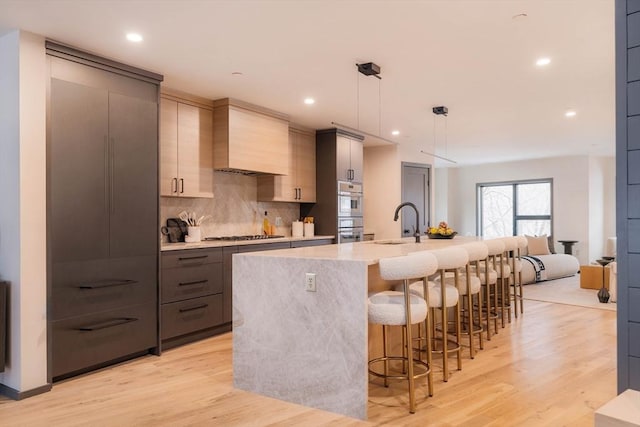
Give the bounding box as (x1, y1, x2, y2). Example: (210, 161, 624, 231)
(522, 255, 548, 282)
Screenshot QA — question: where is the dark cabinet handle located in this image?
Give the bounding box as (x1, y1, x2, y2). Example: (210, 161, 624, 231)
(77, 317, 138, 331)
(110, 137, 115, 213)
(178, 255, 208, 261)
(78, 279, 138, 289)
(178, 279, 208, 287)
(104, 136, 109, 211)
(172, 177, 178, 193)
(179, 304, 208, 313)
(179, 178, 184, 194)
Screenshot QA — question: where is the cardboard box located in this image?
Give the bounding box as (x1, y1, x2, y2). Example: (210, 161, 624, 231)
(580, 265, 611, 290)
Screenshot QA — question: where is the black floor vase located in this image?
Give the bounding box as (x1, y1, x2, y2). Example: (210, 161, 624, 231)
(598, 286, 610, 303)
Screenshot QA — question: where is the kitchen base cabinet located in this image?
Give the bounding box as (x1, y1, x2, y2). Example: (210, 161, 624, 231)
(161, 294, 224, 341)
(160, 248, 224, 349)
(160, 239, 334, 348)
(51, 302, 157, 380)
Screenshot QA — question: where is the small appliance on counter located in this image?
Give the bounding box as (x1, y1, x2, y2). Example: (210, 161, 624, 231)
(161, 218, 188, 243)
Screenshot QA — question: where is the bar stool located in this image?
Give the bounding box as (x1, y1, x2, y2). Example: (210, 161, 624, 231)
(394, 249, 464, 381)
(496, 237, 516, 326)
(513, 235, 528, 316)
(435, 242, 488, 359)
(474, 239, 504, 340)
(435, 242, 487, 359)
(368, 251, 438, 413)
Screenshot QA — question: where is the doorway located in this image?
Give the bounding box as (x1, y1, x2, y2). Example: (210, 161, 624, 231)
(401, 162, 431, 237)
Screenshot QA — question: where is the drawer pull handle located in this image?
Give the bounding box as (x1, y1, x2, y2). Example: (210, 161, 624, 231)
(77, 317, 138, 332)
(178, 279, 208, 287)
(178, 255, 208, 261)
(179, 304, 208, 313)
(78, 279, 138, 289)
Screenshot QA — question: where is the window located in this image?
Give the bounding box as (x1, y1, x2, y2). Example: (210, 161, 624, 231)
(477, 179, 552, 238)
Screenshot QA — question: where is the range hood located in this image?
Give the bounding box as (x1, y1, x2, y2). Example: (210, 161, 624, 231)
(212, 98, 290, 175)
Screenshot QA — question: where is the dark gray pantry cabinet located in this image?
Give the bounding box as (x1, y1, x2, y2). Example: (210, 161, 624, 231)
(47, 42, 162, 380)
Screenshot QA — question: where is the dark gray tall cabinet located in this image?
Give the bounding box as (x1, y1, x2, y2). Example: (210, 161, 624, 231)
(617, 0, 640, 393)
(303, 128, 364, 238)
(47, 43, 162, 380)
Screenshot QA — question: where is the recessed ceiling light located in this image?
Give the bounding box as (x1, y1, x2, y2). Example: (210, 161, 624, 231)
(126, 33, 143, 43)
(391, 130, 400, 136)
(536, 57, 551, 67)
(565, 110, 577, 117)
(304, 98, 315, 105)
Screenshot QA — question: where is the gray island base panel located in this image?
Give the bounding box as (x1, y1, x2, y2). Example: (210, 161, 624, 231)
(233, 254, 369, 420)
(232, 236, 484, 419)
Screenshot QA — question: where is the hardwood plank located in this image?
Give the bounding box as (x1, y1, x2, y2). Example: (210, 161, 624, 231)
(0, 300, 615, 426)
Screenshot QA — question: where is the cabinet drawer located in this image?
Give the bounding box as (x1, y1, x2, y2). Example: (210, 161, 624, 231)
(290, 239, 333, 248)
(161, 294, 223, 340)
(51, 302, 157, 378)
(161, 262, 222, 303)
(51, 255, 157, 320)
(237, 242, 291, 253)
(162, 248, 222, 268)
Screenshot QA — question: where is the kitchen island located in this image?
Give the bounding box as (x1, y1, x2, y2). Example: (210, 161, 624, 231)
(232, 236, 478, 420)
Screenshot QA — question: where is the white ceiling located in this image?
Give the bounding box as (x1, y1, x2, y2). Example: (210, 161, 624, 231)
(0, 0, 615, 167)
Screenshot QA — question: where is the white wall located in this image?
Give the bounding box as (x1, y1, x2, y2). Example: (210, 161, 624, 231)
(591, 156, 617, 256)
(363, 144, 436, 240)
(444, 155, 615, 265)
(434, 167, 449, 226)
(0, 30, 48, 392)
(363, 145, 401, 240)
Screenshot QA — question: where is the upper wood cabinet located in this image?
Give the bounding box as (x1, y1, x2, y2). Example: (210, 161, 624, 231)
(212, 98, 289, 175)
(336, 133, 364, 183)
(160, 91, 214, 198)
(257, 125, 316, 202)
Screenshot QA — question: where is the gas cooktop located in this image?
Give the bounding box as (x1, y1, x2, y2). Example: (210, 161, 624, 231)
(203, 235, 285, 241)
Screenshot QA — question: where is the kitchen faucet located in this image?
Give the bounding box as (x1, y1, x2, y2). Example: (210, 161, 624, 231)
(393, 202, 421, 243)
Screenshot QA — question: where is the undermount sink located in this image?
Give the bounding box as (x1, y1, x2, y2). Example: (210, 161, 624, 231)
(372, 239, 410, 245)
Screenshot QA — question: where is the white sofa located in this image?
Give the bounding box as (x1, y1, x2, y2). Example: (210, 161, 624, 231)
(520, 253, 580, 284)
(519, 235, 580, 284)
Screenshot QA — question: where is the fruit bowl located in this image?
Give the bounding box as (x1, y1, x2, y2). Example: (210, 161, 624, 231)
(426, 231, 458, 239)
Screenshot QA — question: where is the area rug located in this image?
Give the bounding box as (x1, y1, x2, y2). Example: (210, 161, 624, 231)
(523, 275, 616, 311)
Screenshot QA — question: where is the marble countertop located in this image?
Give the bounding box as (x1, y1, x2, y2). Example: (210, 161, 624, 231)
(238, 235, 482, 265)
(161, 235, 335, 251)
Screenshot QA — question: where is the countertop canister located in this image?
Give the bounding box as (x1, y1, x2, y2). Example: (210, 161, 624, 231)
(303, 222, 314, 237)
(292, 221, 303, 237)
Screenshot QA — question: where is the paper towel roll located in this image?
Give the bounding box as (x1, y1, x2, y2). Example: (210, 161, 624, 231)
(292, 221, 303, 237)
(304, 223, 314, 237)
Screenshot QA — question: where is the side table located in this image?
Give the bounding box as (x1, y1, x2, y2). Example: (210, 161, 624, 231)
(558, 240, 578, 255)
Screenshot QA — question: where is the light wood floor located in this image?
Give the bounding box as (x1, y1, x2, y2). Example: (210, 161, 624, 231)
(0, 300, 616, 426)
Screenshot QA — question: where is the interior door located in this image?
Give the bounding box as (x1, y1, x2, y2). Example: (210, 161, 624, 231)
(401, 162, 430, 238)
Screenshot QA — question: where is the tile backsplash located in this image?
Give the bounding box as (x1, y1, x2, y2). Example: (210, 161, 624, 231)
(160, 172, 300, 241)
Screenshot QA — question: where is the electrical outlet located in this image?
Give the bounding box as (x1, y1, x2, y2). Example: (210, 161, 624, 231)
(305, 273, 316, 292)
(275, 216, 283, 226)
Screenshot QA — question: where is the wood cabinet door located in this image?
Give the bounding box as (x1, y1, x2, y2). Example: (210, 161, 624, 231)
(50, 78, 110, 262)
(177, 103, 214, 198)
(295, 130, 316, 202)
(336, 134, 352, 181)
(108, 92, 158, 258)
(160, 98, 179, 196)
(271, 129, 297, 201)
(349, 137, 364, 183)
